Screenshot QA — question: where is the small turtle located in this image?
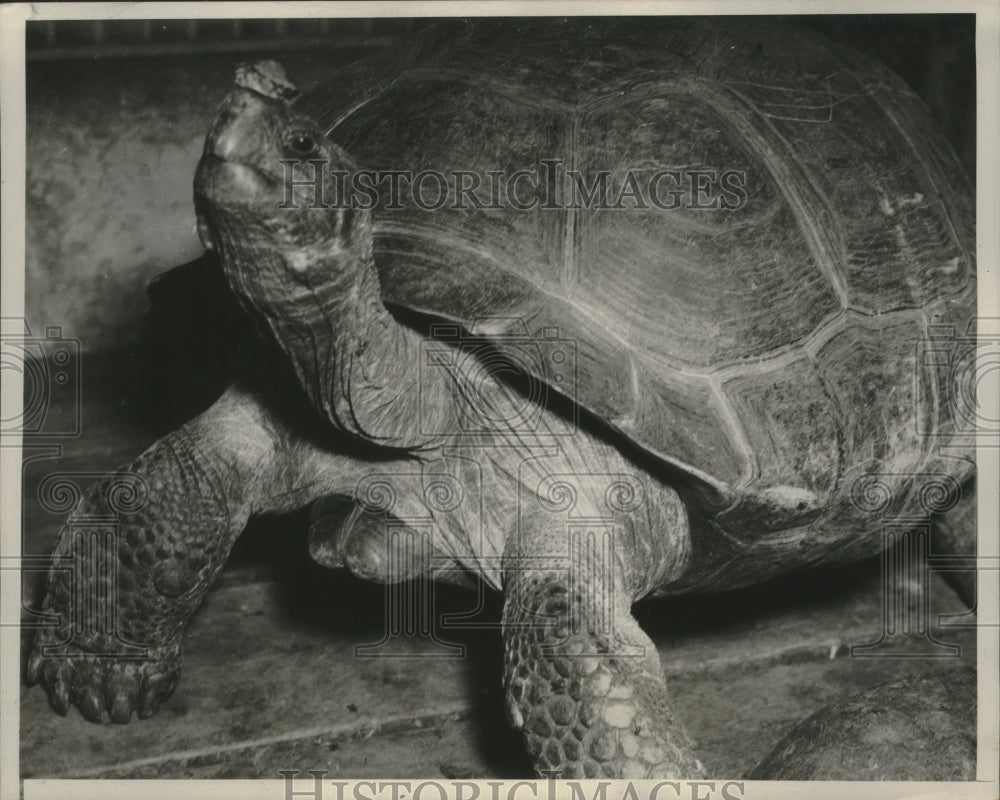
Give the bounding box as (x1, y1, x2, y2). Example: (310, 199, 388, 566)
(750, 668, 977, 780)
(29, 19, 976, 779)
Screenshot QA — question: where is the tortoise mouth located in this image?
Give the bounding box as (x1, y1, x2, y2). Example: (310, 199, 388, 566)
(194, 154, 278, 207)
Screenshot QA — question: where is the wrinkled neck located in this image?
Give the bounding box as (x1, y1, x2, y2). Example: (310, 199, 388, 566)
(209, 208, 451, 450)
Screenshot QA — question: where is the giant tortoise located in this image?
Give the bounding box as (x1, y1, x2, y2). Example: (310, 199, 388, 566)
(29, 18, 976, 779)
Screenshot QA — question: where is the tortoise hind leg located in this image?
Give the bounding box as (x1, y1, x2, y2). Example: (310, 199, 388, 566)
(502, 566, 704, 778)
(932, 479, 977, 610)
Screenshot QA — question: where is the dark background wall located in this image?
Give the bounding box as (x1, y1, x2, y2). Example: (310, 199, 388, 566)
(24, 15, 975, 353)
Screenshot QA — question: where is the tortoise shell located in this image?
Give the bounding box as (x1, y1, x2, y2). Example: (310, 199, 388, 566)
(291, 18, 974, 550)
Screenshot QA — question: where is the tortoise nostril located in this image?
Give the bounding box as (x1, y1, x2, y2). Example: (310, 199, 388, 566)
(227, 89, 261, 113)
(221, 89, 273, 121)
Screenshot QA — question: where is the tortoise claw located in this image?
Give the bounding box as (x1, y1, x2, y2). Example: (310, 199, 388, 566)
(138, 670, 179, 719)
(106, 664, 140, 724)
(109, 695, 135, 724)
(43, 661, 72, 717)
(29, 633, 182, 724)
(78, 683, 106, 724)
(25, 650, 42, 685)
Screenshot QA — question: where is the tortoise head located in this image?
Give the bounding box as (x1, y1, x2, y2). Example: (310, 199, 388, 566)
(194, 67, 370, 315)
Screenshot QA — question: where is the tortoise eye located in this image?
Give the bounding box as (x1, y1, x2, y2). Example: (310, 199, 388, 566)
(286, 131, 319, 157)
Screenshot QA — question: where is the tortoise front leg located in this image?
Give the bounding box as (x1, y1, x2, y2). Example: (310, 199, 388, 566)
(502, 567, 704, 778)
(27, 382, 355, 723)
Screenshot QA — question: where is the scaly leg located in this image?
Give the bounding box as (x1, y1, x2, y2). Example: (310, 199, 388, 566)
(502, 556, 703, 778)
(28, 381, 359, 723)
